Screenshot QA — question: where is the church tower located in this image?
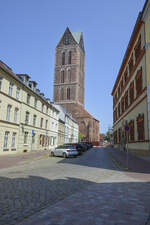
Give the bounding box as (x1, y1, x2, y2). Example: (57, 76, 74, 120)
(53, 27, 100, 143)
(53, 27, 85, 112)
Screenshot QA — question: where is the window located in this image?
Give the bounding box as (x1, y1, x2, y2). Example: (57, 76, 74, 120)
(0, 76, 3, 91)
(46, 106, 49, 114)
(118, 86, 120, 97)
(62, 52, 65, 65)
(24, 132, 28, 144)
(42, 103, 44, 112)
(137, 114, 145, 141)
(136, 67, 143, 96)
(40, 118, 43, 128)
(113, 130, 117, 144)
(135, 35, 141, 62)
(129, 81, 134, 104)
(61, 88, 64, 100)
(33, 115, 37, 126)
(118, 128, 121, 143)
(121, 80, 123, 91)
(27, 94, 31, 105)
(124, 69, 128, 84)
(16, 87, 20, 100)
(121, 97, 124, 114)
(129, 120, 134, 141)
(68, 69, 71, 82)
(14, 108, 18, 123)
(6, 105, 11, 121)
(125, 91, 128, 110)
(3, 131, 9, 149)
(34, 98, 37, 108)
(118, 103, 120, 117)
(68, 51, 72, 64)
(45, 120, 48, 129)
(11, 132, 16, 149)
(25, 111, 30, 124)
(9, 82, 13, 96)
(67, 88, 70, 100)
(61, 71, 65, 83)
(129, 54, 134, 74)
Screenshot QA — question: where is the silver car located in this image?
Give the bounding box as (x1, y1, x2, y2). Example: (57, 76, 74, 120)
(50, 145, 78, 158)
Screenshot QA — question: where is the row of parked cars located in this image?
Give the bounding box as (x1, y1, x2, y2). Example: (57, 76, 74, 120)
(50, 142, 93, 158)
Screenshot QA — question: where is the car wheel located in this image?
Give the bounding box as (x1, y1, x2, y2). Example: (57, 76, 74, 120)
(51, 152, 54, 157)
(63, 153, 67, 158)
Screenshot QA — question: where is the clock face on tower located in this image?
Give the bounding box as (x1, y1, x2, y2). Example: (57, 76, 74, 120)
(63, 33, 72, 45)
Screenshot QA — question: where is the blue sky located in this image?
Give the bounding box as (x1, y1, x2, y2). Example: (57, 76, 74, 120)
(0, 0, 146, 133)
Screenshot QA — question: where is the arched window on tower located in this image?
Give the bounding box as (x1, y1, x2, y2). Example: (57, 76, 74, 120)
(68, 51, 72, 64)
(68, 69, 71, 82)
(61, 71, 64, 83)
(67, 88, 70, 100)
(62, 52, 65, 65)
(61, 88, 64, 100)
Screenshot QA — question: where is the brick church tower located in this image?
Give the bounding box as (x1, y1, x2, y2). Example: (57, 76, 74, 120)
(53, 27, 84, 110)
(53, 27, 100, 143)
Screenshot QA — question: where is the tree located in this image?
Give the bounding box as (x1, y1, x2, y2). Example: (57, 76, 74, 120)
(78, 131, 84, 142)
(104, 127, 113, 142)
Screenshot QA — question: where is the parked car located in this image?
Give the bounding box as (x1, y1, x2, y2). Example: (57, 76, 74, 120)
(63, 143, 85, 155)
(79, 142, 93, 150)
(79, 142, 89, 151)
(50, 145, 78, 158)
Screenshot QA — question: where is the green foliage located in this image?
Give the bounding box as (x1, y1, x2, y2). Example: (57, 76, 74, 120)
(78, 131, 84, 142)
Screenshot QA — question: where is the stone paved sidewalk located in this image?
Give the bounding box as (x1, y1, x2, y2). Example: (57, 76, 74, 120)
(107, 147, 150, 182)
(18, 147, 150, 225)
(0, 150, 49, 169)
(19, 171, 150, 225)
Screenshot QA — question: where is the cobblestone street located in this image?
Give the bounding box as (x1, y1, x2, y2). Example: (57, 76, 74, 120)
(1, 147, 150, 225)
(0, 147, 115, 225)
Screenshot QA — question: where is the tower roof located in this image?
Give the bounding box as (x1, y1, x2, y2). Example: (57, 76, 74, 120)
(71, 32, 82, 44)
(57, 27, 84, 52)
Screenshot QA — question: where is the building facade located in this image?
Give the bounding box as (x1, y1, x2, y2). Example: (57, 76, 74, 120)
(0, 60, 60, 154)
(112, 0, 150, 155)
(53, 27, 99, 143)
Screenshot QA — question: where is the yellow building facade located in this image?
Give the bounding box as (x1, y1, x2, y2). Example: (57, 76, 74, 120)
(0, 60, 59, 155)
(112, 1, 150, 155)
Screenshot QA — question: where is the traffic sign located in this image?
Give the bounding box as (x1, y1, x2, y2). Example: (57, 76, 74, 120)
(125, 125, 129, 132)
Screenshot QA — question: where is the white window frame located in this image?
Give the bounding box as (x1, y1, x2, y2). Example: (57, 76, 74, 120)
(24, 132, 28, 144)
(3, 131, 9, 149)
(14, 108, 18, 123)
(6, 105, 11, 121)
(9, 82, 13, 96)
(16, 87, 20, 100)
(25, 111, 30, 124)
(11, 132, 16, 149)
